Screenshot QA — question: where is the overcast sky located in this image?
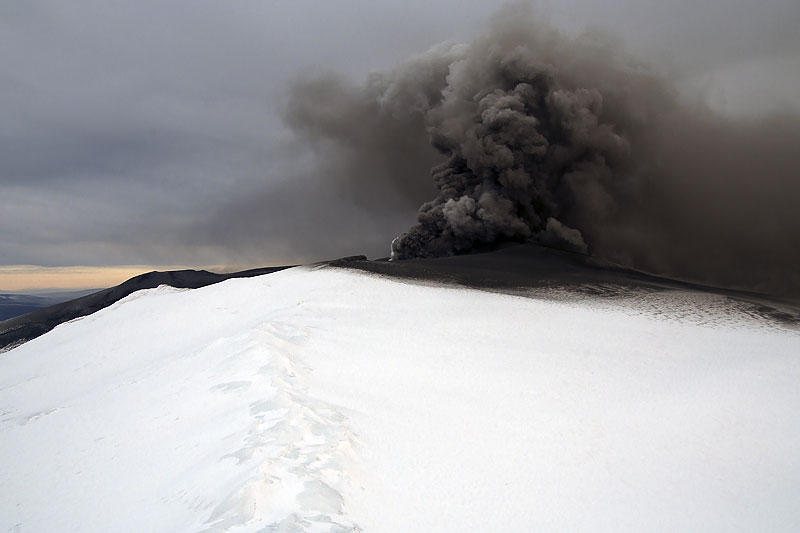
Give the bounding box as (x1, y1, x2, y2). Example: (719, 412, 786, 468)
(2, 0, 799, 277)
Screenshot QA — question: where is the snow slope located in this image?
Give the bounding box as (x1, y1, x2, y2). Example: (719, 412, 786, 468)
(1, 266, 799, 532)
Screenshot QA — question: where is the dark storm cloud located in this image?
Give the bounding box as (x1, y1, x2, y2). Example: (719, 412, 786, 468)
(196, 64, 450, 262)
(280, 6, 800, 297)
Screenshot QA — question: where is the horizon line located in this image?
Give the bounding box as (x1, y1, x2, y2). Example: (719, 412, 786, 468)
(0, 263, 277, 292)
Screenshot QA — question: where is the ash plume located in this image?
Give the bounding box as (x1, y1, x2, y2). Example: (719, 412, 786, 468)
(286, 7, 800, 297)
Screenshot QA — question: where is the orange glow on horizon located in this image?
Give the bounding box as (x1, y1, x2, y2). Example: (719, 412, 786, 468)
(0, 265, 190, 292)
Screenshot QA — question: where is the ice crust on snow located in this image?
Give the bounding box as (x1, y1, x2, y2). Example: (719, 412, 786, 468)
(1, 267, 799, 532)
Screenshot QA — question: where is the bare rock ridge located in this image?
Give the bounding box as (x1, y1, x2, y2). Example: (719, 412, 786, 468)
(3, 244, 798, 353)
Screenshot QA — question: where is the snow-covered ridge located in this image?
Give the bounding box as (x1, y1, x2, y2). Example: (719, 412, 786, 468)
(0, 266, 292, 354)
(2, 267, 799, 531)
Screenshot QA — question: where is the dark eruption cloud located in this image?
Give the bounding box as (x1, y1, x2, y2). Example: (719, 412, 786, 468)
(285, 7, 800, 297)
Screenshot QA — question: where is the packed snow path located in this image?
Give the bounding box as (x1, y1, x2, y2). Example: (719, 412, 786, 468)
(1, 267, 799, 531)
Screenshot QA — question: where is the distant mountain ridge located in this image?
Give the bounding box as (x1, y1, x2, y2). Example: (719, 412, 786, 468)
(0, 294, 53, 323)
(0, 289, 99, 322)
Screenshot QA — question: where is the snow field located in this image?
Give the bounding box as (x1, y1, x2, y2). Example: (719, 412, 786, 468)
(1, 266, 799, 531)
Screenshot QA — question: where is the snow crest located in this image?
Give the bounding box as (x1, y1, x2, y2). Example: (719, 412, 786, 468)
(0, 274, 361, 532)
(202, 322, 360, 532)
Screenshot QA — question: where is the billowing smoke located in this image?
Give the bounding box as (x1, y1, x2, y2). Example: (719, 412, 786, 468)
(286, 7, 800, 297)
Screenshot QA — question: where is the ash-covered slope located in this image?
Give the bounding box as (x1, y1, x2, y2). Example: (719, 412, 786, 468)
(0, 266, 292, 352)
(333, 244, 800, 326)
